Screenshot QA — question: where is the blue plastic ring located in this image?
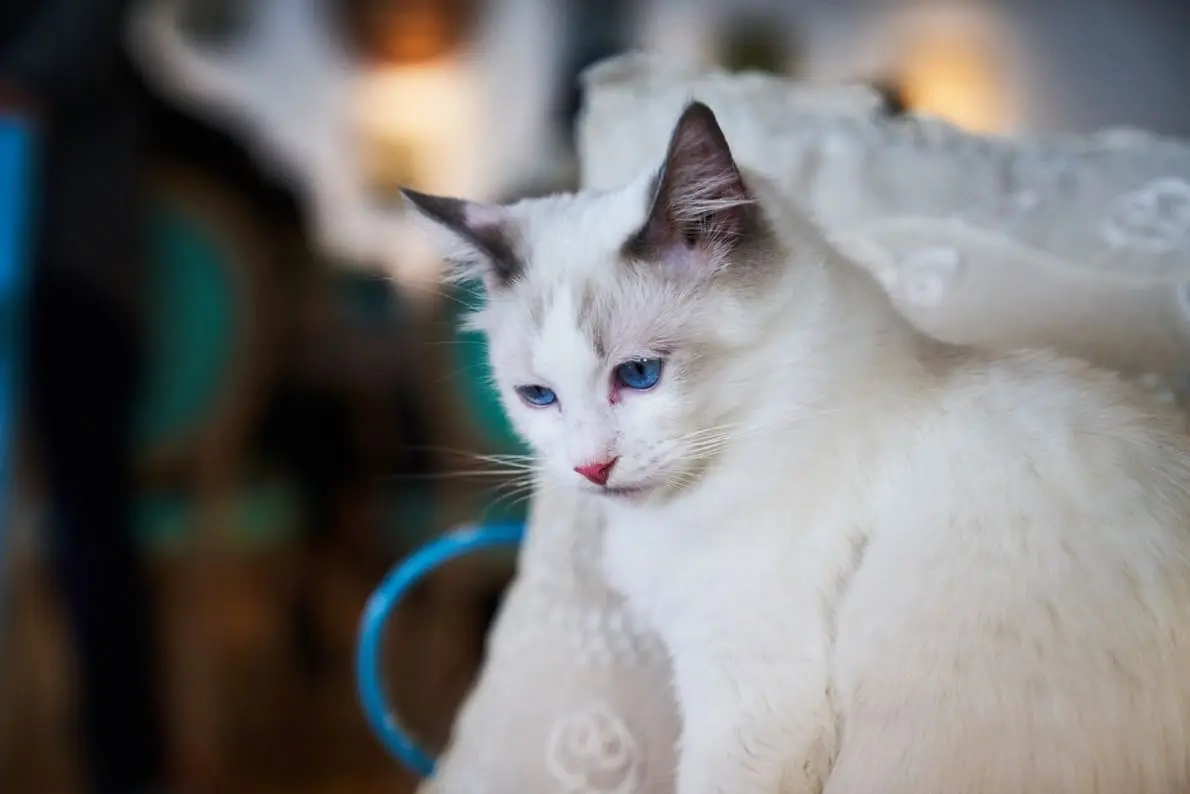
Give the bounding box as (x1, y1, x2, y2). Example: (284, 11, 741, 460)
(355, 522, 527, 778)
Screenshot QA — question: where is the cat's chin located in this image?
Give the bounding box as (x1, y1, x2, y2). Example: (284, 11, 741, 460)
(602, 484, 650, 500)
(580, 481, 659, 503)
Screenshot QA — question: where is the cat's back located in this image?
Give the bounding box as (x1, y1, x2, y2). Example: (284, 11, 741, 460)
(827, 347, 1190, 794)
(925, 347, 1190, 529)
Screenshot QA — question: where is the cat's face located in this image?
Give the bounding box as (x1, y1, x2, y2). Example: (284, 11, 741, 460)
(406, 103, 779, 500)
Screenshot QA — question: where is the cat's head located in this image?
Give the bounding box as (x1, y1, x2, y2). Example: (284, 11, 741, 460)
(404, 102, 799, 500)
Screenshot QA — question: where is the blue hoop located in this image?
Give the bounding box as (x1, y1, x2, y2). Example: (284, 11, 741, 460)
(355, 522, 526, 778)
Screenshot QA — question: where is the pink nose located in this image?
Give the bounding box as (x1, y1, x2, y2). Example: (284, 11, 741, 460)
(574, 458, 618, 486)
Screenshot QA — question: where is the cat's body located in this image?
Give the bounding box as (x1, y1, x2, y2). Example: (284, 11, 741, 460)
(405, 103, 1190, 793)
(604, 341, 1190, 794)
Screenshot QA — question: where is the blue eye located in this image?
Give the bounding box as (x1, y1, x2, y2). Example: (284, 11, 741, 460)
(615, 358, 663, 391)
(516, 384, 557, 407)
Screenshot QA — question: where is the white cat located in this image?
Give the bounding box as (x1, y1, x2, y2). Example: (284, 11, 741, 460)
(404, 102, 1190, 794)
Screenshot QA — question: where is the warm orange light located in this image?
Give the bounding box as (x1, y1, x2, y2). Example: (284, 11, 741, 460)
(897, 17, 1014, 134)
(343, 0, 478, 66)
(352, 59, 486, 297)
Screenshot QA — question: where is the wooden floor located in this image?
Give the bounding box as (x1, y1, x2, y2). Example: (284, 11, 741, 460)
(0, 532, 510, 794)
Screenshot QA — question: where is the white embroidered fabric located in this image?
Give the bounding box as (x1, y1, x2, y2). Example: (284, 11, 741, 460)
(424, 53, 1190, 794)
(423, 485, 678, 794)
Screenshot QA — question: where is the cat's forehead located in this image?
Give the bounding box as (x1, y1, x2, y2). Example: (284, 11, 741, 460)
(486, 174, 714, 362)
(503, 262, 618, 365)
(528, 285, 605, 382)
(501, 252, 699, 367)
(513, 177, 651, 281)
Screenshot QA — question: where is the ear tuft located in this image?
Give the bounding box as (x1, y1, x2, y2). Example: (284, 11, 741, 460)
(631, 101, 755, 271)
(400, 188, 523, 288)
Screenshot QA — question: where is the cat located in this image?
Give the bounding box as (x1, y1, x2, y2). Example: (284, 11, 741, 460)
(403, 101, 1190, 794)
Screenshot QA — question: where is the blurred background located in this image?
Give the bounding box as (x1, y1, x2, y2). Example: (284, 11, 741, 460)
(1, 1, 1189, 793)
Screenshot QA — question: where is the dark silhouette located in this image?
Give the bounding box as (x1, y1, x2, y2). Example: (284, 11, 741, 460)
(1, 2, 166, 793)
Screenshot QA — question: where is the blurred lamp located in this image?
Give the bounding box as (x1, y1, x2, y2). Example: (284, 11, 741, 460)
(344, 0, 487, 294)
(341, 0, 478, 67)
(895, 11, 1015, 134)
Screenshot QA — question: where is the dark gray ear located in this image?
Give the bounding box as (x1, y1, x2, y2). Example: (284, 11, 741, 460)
(401, 188, 523, 287)
(629, 101, 753, 268)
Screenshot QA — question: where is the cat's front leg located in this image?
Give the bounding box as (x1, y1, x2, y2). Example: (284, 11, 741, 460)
(671, 634, 836, 794)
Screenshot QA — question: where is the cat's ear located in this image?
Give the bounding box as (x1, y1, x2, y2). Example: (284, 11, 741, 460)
(629, 101, 754, 271)
(400, 188, 522, 289)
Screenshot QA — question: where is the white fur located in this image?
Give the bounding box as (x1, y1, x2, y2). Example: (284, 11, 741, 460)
(415, 144, 1190, 794)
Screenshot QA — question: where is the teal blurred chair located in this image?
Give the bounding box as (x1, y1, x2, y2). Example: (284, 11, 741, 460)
(136, 168, 297, 555)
